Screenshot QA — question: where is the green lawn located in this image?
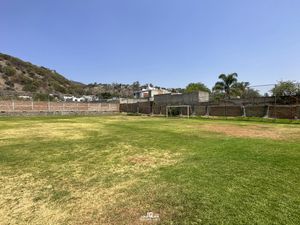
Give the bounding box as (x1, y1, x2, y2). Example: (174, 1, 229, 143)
(0, 115, 299, 225)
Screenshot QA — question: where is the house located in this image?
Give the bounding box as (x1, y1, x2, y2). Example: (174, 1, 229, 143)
(63, 96, 85, 102)
(133, 85, 170, 100)
(73, 97, 85, 102)
(82, 95, 99, 102)
(154, 91, 209, 105)
(63, 96, 74, 102)
(63, 95, 99, 102)
(18, 95, 32, 100)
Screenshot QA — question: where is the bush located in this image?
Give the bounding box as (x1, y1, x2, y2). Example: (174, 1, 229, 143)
(33, 93, 52, 101)
(23, 81, 39, 92)
(5, 80, 14, 87)
(3, 66, 16, 76)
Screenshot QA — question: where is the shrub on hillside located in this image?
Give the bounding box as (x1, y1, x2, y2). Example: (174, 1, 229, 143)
(22, 79, 41, 92)
(5, 80, 14, 87)
(52, 82, 67, 93)
(33, 93, 53, 101)
(23, 83, 38, 92)
(3, 66, 16, 76)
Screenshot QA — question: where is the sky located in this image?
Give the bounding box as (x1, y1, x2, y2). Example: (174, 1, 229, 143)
(1, 0, 300, 88)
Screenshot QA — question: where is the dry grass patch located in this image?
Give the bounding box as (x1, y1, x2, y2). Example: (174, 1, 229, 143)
(0, 173, 68, 225)
(101, 143, 181, 177)
(127, 152, 180, 167)
(0, 171, 139, 225)
(198, 123, 300, 140)
(67, 179, 138, 225)
(0, 122, 105, 142)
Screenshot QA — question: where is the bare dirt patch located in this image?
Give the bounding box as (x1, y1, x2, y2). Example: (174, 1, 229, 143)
(199, 124, 300, 140)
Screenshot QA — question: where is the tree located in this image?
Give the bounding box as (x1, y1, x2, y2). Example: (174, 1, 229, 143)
(101, 92, 113, 99)
(185, 82, 211, 93)
(213, 73, 238, 99)
(232, 81, 260, 98)
(132, 81, 140, 92)
(232, 82, 250, 96)
(171, 88, 185, 93)
(243, 88, 261, 98)
(271, 81, 299, 96)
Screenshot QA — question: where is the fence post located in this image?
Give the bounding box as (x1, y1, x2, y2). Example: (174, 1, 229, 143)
(12, 99, 15, 112)
(274, 95, 277, 118)
(225, 99, 227, 119)
(206, 102, 210, 116)
(63, 102, 65, 111)
(31, 100, 34, 111)
(166, 106, 168, 117)
(48, 101, 50, 112)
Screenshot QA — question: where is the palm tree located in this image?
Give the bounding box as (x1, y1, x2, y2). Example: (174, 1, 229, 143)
(213, 73, 238, 99)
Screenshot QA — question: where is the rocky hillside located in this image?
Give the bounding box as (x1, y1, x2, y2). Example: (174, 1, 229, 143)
(0, 53, 84, 95)
(0, 53, 180, 99)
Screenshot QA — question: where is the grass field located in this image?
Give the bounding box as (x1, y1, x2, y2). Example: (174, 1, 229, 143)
(0, 115, 300, 225)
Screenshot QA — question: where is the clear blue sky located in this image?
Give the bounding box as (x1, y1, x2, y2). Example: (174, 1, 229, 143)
(1, 0, 300, 88)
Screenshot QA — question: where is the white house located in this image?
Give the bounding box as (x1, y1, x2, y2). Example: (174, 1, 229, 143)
(133, 85, 170, 99)
(18, 95, 32, 100)
(63, 96, 85, 102)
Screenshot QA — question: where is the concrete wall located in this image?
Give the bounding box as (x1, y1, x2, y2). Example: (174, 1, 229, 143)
(268, 106, 300, 119)
(120, 102, 152, 114)
(152, 104, 166, 115)
(194, 105, 207, 116)
(154, 91, 209, 105)
(119, 98, 149, 104)
(207, 97, 276, 106)
(207, 106, 242, 117)
(245, 106, 267, 117)
(0, 100, 119, 113)
(121, 101, 300, 120)
(0, 111, 118, 117)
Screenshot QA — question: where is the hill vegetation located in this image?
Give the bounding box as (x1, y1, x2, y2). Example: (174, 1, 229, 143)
(0, 53, 85, 95)
(0, 53, 177, 99)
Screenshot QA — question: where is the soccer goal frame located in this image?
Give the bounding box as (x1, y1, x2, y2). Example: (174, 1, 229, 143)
(166, 105, 191, 118)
